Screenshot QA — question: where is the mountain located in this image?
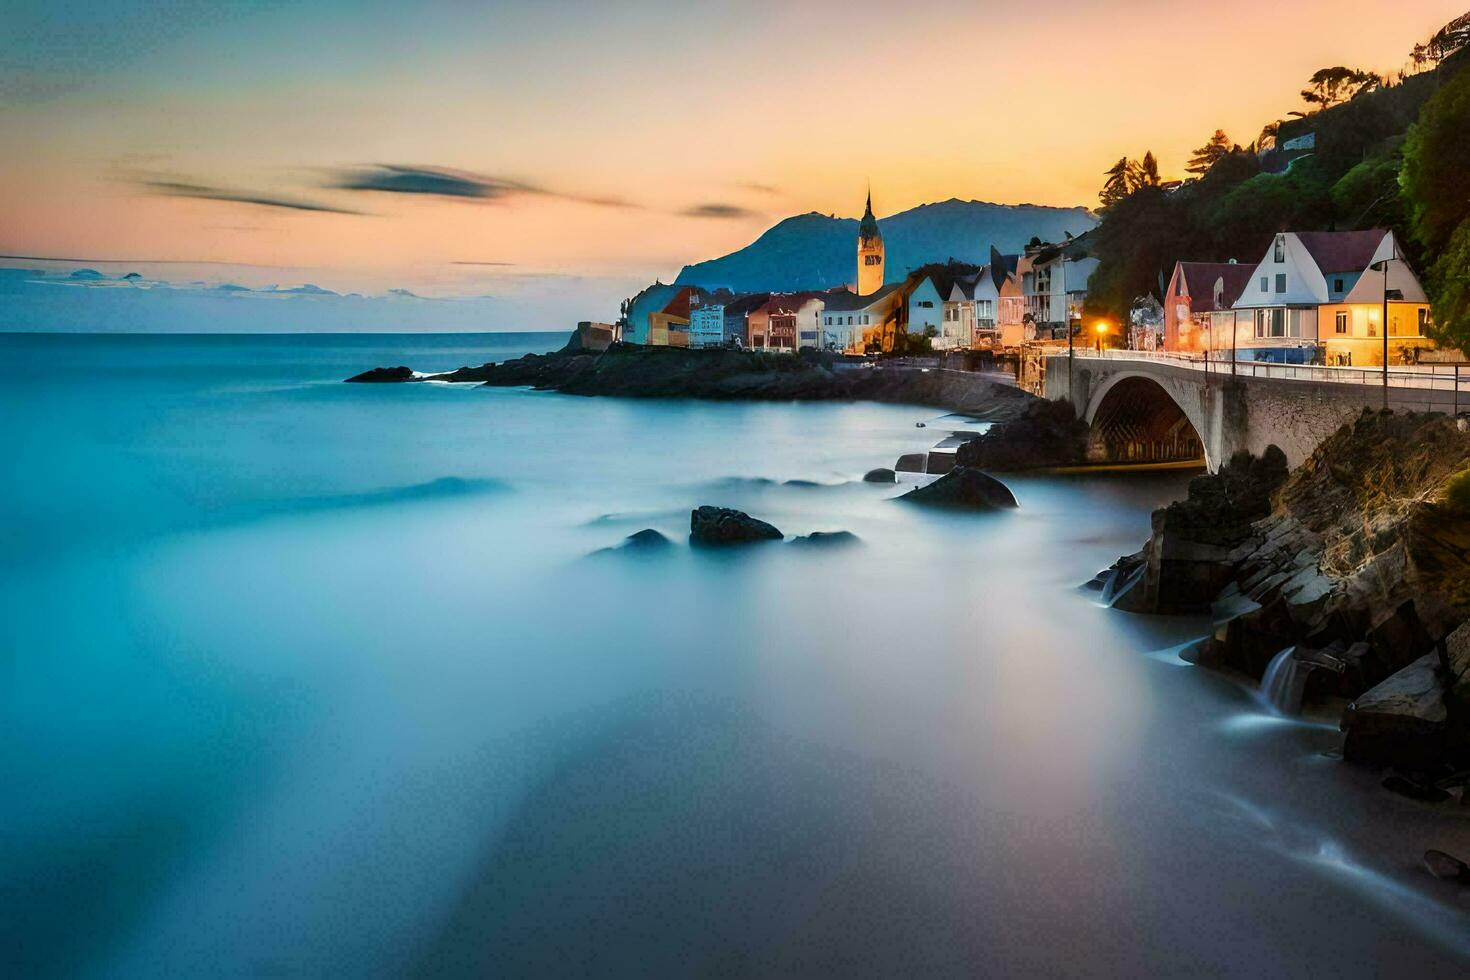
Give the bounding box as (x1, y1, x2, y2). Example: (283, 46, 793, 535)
(675, 198, 1095, 293)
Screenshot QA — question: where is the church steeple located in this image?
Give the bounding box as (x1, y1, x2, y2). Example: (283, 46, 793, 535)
(856, 184, 884, 296)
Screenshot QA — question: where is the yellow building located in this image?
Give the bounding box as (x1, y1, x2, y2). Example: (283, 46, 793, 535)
(1318, 262, 1434, 366)
(856, 190, 884, 297)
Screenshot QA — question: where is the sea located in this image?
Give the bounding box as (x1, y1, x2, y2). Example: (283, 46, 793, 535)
(3, 332, 1468, 977)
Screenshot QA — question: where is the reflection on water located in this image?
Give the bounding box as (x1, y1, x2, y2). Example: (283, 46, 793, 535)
(2, 334, 1469, 977)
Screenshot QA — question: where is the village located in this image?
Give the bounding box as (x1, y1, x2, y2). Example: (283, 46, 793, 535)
(581, 184, 1459, 384)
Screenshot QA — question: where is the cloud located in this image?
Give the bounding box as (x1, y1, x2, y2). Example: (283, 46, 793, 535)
(331, 164, 634, 208)
(681, 203, 760, 219)
(737, 182, 781, 195)
(450, 260, 517, 267)
(141, 179, 362, 215)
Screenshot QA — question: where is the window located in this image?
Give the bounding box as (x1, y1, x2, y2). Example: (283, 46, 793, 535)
(1260, 276, 1269, 293)
(862, 315, 869, 325)
(1275, 274, 1286, 293)
(1273, 236, 1285, 262)
(1390, 314, 1402, 336)
(1419, 308, 1430, 333)
(1335, 310, 1348, 334)
(864, 255, 880, 266)
(918, 300, 933, 308)
(847, 316, 853, 325)
(1254, 308, 1286, 338)
(1333, 278, 1344, 293)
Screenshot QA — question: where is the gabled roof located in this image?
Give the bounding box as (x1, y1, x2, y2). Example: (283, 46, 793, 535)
(1176, 262, 1255, 312)
(660, 286, 698, 319)
(1294, 230, 1387, 275)
(720, 292, 770, 317)
(823, 283, 901, 311)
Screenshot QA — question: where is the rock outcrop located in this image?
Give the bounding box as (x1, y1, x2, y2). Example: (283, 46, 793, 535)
(592, 528, 674, 556)
(954, 397, 1090, 471)
(343, 345, 1037, 419)
(789, 530, 860, 548)
(345, 365, 415, 383)
(1100, 409, 1470, 774)
(900, 467, 1018, 510)
(863, 468, 897, 484)
(689, 506, 783, 546)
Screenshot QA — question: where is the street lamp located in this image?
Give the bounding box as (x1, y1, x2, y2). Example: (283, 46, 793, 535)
(1095, 320, 1109, 353)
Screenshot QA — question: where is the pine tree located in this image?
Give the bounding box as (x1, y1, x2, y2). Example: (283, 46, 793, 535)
(1186, 130, 1232, 174)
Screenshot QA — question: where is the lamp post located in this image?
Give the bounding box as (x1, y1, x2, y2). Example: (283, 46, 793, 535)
(1095, 320, 1108, 353)
(1370, 240, 1399, 410)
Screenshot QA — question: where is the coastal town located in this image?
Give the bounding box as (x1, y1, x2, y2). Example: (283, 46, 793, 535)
(584, 186, 1459, 374)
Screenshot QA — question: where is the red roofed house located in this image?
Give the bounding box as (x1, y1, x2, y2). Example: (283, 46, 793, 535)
(1162, 261, 1255, 355)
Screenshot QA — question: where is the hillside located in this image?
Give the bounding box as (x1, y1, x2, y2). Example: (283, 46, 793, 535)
(675, 199, 1095, 293)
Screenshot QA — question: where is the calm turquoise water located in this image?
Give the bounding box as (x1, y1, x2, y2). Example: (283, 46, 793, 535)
(3, 333, 1469, 977)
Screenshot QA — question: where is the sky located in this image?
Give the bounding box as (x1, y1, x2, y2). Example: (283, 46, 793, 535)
(1, 0, 1464, 330)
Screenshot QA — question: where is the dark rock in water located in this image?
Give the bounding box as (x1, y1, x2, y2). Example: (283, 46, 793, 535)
(863, 468, 896, 484)
(1382, 773, 1451, 803)
(955, 397, 1089, 472)
(346, 365, 415, 383)
(900, 467, 1018, 510)
(621, 528, 673, 550)
(1424, 849, 1470, 882)
(591, 528, 673, 556)
(783, 479, 821, 488)
(689, 506, 783, 546)
(790, 530, 860, 548)
(895, 453, 927, 474)
(1341, 654, 1448, 770)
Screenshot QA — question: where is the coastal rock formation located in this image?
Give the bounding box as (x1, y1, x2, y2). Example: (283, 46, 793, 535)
(345, 365, 415, 383)
(954, 398, 1090, 471)
(689, 506, 783, 546)
(343, 343, 1037, 419)
(1101, 409, 1470, 774)
(593, 528, 674, 556)
(789, 530, 860, 547)
(900, 467, 1018, 510)
(863, 468, 897, 483)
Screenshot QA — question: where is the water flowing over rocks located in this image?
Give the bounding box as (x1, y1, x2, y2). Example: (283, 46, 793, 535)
(899, 467, 1018, 510)
(689, 506, 783, 546)
(343, 342, 1037, 419)
(1100, 409, 1470, 775)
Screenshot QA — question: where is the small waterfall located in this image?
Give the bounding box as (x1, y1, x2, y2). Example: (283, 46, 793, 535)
(1261, 646, 1309, 715)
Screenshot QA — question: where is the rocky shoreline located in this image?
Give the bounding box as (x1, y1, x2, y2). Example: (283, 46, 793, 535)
(346, 340, 1037, 420)
(1096, 410, 1470, 794)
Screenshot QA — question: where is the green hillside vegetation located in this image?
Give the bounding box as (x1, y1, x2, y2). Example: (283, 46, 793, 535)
(1084, 13, 1470, 352)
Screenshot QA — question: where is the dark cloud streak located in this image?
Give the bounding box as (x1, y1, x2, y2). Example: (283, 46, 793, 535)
(332, 165, 633, 209)
(681, 203, 760, 219)
(142, 180, 363, 215)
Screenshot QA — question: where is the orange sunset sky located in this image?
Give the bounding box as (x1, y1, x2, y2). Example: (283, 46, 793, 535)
(2, 0, 1464, 302)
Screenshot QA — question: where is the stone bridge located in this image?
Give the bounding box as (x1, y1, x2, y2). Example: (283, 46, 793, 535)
(1043, 352, 1466, 471)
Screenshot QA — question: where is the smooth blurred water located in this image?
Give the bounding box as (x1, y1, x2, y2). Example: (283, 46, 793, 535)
(3, 333, 1469, 978)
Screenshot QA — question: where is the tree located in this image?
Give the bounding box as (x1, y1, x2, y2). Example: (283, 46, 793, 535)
(1099, 157, 1135, 209)
(1186, 130, 1233, 174)
(1138, 151, 1161, 187)
(1402, 66, 1470, 348)
(1426, 12, 1470, 73)
(1300, 66, 1381, 110)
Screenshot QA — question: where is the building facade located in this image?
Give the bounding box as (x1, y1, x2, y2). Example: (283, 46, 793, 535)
(856, 190, 885, 296)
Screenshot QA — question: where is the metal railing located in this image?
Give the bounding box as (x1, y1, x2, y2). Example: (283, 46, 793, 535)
(1063, 348, 1468, 414)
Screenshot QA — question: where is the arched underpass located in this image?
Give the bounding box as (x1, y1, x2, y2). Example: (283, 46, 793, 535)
(1086, 376, 1205, 466)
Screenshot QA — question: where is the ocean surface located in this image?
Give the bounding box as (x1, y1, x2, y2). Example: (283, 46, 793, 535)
(3, 332, 1469, 977)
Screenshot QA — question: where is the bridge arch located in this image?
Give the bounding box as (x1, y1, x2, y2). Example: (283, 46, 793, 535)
(1082, 372, 1207, 468)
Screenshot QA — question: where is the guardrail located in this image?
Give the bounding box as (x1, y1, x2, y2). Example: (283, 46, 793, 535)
(1061, 348, 1468, 414)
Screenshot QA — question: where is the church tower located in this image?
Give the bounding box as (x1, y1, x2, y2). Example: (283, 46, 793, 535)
(856, 188, 884, 296)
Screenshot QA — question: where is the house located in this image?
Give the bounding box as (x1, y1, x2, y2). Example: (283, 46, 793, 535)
(1223, 229, 1433, 365)
(1128, 295, 1165, 351)
(647, 286, 701, 347)
(905, 273, 947, 342)
(621, 283, 681, 345)
(1162, 261, 1255, 354)
(748, 293, 825, 352)
(939, 276, 977, 350)
(1021, 237, 1096, 340)
(720, 293, 769, 348)
(688, 289, 736, 348)
(969, 266, 1004, 347)
(821, 284, 903, 352)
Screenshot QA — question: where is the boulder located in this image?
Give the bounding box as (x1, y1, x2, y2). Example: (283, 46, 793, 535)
(789, 530, 860, 548)
(689, 506, 783, 546)
(1341, 653, 1448, 770)
(900, 467, 1018, 510)
(345, 365, 415, 383)
(894, 453, 927, 474)
(591, 528, 673, 556)
(863, 468, 897, 484)
(954, 397, 1089, 471)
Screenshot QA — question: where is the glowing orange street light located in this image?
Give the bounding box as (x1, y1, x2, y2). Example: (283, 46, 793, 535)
(1094, 320, 1109, 352)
